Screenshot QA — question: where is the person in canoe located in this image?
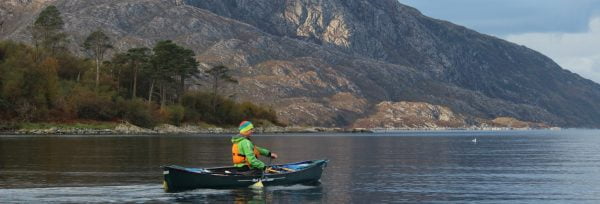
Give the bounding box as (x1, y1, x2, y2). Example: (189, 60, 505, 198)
(232, 121, 278, 175)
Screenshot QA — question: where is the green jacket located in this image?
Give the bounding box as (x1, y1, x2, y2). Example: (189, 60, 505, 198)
(231, 135, 271, 169)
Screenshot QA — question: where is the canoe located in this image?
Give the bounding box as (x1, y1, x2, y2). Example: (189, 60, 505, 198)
(162, 159, 328, 192)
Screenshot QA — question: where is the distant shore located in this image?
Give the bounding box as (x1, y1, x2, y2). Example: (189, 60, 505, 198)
(0, 122, 563, 135)
(0, 122, 371, 135)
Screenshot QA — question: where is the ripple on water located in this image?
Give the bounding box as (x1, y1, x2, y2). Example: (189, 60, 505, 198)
(0, 184, 326, 203)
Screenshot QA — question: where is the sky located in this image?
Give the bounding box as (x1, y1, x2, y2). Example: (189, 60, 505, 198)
(398, 0, 600, 84)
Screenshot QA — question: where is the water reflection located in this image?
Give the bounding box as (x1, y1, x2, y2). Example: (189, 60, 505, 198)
(171, 185, 324, 204)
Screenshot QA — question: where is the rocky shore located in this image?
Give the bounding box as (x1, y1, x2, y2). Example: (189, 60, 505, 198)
(1, 122, 375, 135)
(0, 122, 561, 135)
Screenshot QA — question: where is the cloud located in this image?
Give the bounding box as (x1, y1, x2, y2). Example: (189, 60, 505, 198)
(506, 17, 600, 84)
(399, 0, 600, 35)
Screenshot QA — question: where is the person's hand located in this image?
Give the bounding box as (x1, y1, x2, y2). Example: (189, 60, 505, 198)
(270, 153, 278, 159)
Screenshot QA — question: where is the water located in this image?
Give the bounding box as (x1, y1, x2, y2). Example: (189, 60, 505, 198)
(1, 129, 599, 203)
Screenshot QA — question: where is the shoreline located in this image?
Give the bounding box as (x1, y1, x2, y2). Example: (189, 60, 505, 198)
(0, 122, 565, 135)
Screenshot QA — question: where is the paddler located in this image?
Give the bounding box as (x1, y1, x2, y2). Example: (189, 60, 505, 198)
(231, 121, 278, 175)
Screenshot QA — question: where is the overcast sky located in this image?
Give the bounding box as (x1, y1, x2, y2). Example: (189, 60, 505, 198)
(399, 0, 600, 84)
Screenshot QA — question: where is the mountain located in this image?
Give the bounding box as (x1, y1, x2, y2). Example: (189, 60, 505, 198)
(2, 0, 599, 128)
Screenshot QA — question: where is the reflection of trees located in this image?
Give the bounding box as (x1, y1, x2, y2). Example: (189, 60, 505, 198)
(0, 135, 234, 187)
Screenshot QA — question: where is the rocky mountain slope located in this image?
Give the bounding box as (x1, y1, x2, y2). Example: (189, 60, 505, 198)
(352, 101, 469, 129)
(2, 0, 599, 128)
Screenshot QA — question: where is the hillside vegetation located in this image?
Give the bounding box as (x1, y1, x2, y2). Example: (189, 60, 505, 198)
(0, 6, 279, 130)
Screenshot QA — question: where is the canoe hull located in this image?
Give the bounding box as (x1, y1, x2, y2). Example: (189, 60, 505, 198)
(163, 159, 327, 192)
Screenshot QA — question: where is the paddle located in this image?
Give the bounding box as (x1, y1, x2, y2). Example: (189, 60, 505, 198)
(249, 157, 272, 189)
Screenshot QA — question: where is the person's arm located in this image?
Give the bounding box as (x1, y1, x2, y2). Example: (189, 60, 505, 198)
(240, 140, 265, 169)
(256, 146, 278, 158)
(256, 146, 270, 157)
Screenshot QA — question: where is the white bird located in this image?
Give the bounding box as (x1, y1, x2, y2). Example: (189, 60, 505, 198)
(472, 138, 477, 143)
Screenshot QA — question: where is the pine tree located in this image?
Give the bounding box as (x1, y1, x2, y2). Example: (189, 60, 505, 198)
(174, 47, 199, 103)
(150, 40, 198, 108)
(125, 47, 151, 99)
(83, 30, 112, 90)
(31, 5, 67, 57)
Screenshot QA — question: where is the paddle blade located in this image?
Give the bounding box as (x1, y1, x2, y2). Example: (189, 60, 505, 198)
(162, 180, 169, 192)
(249, 180, 264, 189)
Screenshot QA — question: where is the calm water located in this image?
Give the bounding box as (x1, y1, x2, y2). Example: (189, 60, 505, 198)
(1, 130, 600, 203)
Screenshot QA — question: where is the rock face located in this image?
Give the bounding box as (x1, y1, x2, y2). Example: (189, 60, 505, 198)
(0, 0, 54, 38)
(489, 117, 548, 129)
(2, 0, 600, 128)
(352, 101, 469, 128)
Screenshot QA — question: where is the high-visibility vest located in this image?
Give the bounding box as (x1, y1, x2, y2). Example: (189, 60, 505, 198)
(232, 142, 261, 167)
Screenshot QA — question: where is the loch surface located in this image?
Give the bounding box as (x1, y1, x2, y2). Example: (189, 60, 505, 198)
(1, 129, 599, 203)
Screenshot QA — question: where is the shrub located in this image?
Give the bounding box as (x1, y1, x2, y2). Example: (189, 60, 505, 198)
(182, 91, 280, 126)
(116, 98, 158, 128)
(237, 101, 280, 125)
(166, 105, 185, 126)
(75, 94, 116, 121)
(181, 91, 212, 122)
(0, 121, 22, 131)
(66, 86, 116, 121)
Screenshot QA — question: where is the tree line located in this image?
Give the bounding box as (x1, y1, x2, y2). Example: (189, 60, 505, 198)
(0, 5, 279, 129)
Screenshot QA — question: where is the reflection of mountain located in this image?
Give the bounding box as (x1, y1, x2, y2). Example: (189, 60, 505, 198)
(255, 136, 352, 203)
(2, 0, 600, 127)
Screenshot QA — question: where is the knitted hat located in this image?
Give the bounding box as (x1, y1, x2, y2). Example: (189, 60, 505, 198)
(239, 121, 254, 134)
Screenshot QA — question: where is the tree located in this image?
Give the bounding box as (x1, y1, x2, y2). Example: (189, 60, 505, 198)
(109, 53, 128, 96)
(31, 5, 67, 57)
(0, 46, 5, 62)
(55, 54, 91, 82)
(149, 41, 175, 108)
(174, 48, 199, 103)
(205, 65, 238, 112)
(1, 53, 59, 121)
(83, 30, 112, 90)
(150, 40, 198, 108)
(125, 48, 151, 99)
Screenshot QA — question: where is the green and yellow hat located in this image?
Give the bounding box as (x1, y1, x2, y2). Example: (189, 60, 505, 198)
(239, 121, 254, 134)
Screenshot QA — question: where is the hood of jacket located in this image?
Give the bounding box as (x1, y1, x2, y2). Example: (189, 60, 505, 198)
(231, 135, 247, 144)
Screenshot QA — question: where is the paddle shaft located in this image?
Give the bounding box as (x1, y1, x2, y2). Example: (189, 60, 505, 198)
(261, 157, 272, 180)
